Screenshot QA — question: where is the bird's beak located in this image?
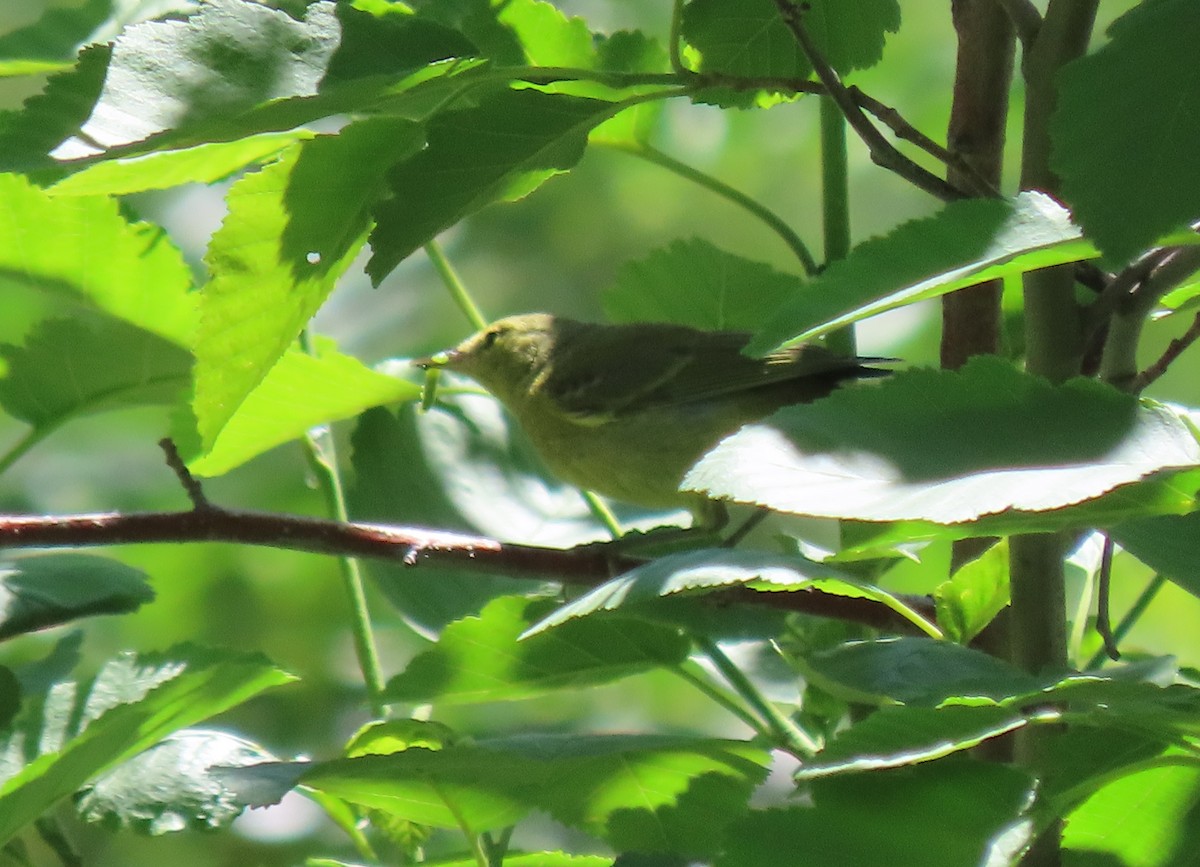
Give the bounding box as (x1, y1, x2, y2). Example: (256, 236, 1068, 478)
(412, 349, 456, 370)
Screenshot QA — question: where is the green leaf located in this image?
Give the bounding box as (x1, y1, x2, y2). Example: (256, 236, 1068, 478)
(321, 2, 479, 85)
(685, 358, 1200, 527)
(61, 0, 339, 156)
(424, 854, 612, 867)
(348, 404, 555, 631)
(385, 595, 690, 705)
(681, 0, 900, 79)
(47, 131, 313, 197)
(367, 89, 624, 283)
(188, 343, 420, 476)
(748, 193, 1088, 352)
(1112, 512, 1200, 599)
(0, 0, 113, 62)
(493, 0, 595, 69)
(933, 540, 1009, 644)
(603, 239, 803, 331)
(719, 761, 1035, 867)
(194, 118, 422, 449)
(796, 704, 1029, 779)
(303, 747, 545, 831)
(0, 317, 192, 432)
(0, 554, 153, 642)
(0, 44, 110, 173)
(521, 548, 907, 638)
(514, 734, 768, 859)
(75, 730, 278, 834)
(1063, 761, 1200, 867)
(305, 734, 768, 853)
(0, 646, 295, 846)
(0, 173, 195, 344)
(806, 637, 1040, 705)
(1052, 0, 1200, 265)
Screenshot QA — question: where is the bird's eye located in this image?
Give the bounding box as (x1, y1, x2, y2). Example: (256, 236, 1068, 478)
(481, 328, 501, 349)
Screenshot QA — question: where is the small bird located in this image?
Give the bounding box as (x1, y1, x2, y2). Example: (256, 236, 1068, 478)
(416, 313, 889, 526)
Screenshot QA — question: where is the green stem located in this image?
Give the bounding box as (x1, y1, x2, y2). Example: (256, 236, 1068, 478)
(819, 95, 855, 357)
(300, 332, 388, 717)
(580, 490, 623, 539)
(426, 240, 487, 330)
(697, 636, 820, 756)
(668, 0, 686, 74)
(0, 426, 47, 477)
(603, 141, 819, 276)
(671, 659, 775, 737)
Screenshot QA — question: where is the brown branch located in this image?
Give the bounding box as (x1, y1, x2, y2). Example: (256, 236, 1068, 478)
(771, 0, 968, 203)
(1133, 309, 1200, 392)
(1095, 534, 1120, 661)
(0, 508, 930, 632)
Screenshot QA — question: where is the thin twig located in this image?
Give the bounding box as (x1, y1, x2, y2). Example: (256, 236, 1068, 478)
(771, 0, 967, 202)
(157, 438, 210, 511)
(1133, 309, 1200, 392)
(1095, 535, 1120, 661)
(851, 86, 996, 197)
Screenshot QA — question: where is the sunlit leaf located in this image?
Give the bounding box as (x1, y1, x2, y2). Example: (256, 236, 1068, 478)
(686, 358, 1200, 526)
(748, 193, 1088, 352)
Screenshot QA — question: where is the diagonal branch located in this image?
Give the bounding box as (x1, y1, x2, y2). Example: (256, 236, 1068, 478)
(771, 0, 968, 202)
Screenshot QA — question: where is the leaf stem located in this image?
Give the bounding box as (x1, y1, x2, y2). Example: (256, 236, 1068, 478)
(819, 95, 855, 356)
(603, 141, 818, 275)
(425, 241, 487, 330)
(668, 0, 687, 75)
(0, 426, 48, 477)
(300, 332, 388, 717)
(696, 636, 820, 756)
(671, 659, 775, 737)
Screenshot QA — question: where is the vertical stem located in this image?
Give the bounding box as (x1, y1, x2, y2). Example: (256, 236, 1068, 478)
(300, 333, 388, 717)
(819, 95, 855, 357)
(1012, 5, 1098, 864)
(426, 240, 487, 330)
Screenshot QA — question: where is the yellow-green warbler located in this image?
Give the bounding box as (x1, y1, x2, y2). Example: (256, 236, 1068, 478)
(416, 313, 889, 526)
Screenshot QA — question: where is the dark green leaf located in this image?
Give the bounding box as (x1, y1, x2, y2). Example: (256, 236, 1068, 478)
(0, 0, 113, 62)
(1052, 0, 1200, 265)
(806, 637, 1039, 705)
(0, 317, 192, 431)
(323, 2, 478, 85)
(719, 761, 1034, 867)
(0, 44, 111, 173)
(685, 359, 1200, 527)
(682, 0, 900, 79)
(603, 239, 803, 331)
(0, 555, 153, 642)
(523, 548, 893, 638)
(367, 89, 623, 282)
(384, 595, 690, 705)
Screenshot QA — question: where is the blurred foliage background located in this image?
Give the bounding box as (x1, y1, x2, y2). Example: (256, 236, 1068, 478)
(4, 1, 1198, 864)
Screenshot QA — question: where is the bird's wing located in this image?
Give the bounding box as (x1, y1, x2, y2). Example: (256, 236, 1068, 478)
(539, 324, 881, 423)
